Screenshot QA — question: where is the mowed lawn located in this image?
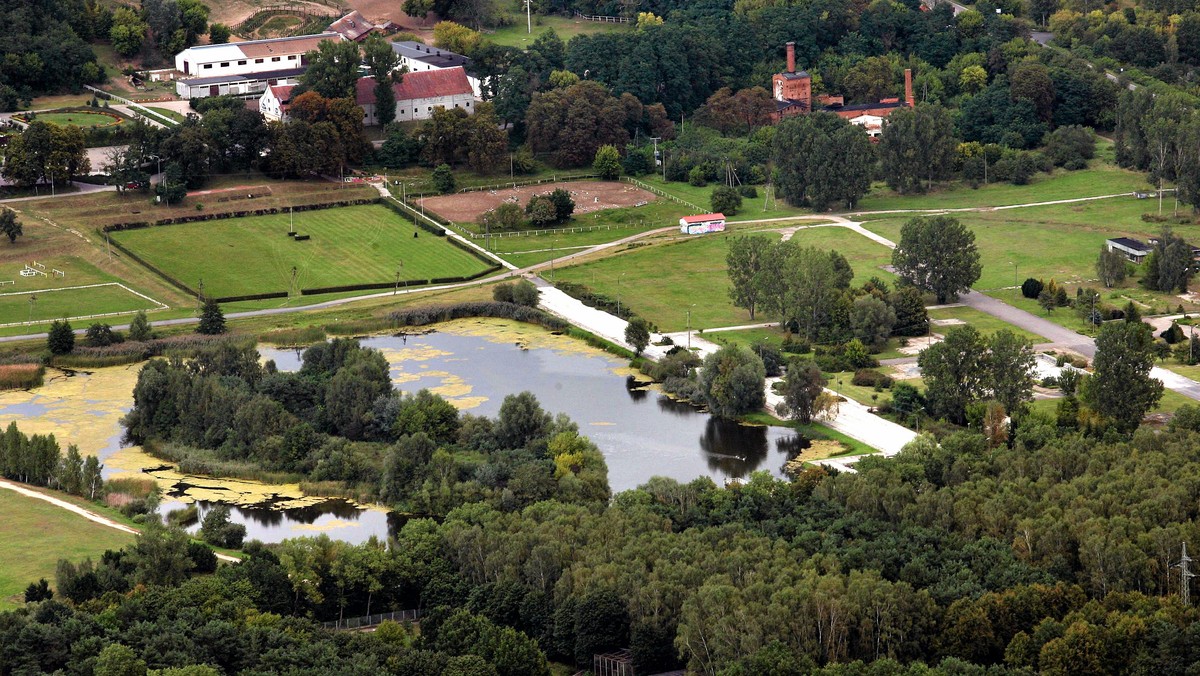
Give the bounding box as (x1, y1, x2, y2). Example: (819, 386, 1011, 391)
(30, 111, 121, 128)
(0, 284, 160, 324)
(0, 489, 134, 609)
(860, 194, 1200, 291)
(555, 232, 783, 331)
(486, 14, 630, 48)
(784, 226, 896, 286)
(112, 205, 492, 298)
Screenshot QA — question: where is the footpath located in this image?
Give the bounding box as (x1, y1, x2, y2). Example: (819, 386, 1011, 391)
(0, 478, 240, 563)
(533, 280, 917, 469)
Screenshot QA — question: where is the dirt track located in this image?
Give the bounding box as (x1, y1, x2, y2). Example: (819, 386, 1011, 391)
(416, 181, 657, 223)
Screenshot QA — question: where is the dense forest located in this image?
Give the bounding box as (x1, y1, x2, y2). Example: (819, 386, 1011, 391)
(11, 391, 1200, 673)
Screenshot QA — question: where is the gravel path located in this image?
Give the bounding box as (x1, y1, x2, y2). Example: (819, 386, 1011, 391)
(0, 478, 240, 563)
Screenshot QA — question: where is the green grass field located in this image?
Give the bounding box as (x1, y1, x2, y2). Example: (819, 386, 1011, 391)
(555, 231, 782, 331)
(144, 106, 186, 123)
(28, 111, 121, 128)
(0, 284, 160, 325)
(0, 489, 134, 610)
(486, 14, 631, 48)
(854, 161, 1153, 212)
(112, 205, 492, 299)
(860, 194, 1200, 292)
(928, 306, 1044, 342)
(783, 226, 896, 286)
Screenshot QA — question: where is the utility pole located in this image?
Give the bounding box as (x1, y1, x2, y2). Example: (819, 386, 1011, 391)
(650, 137, 661, 178)
(525, 0, 532, 33)
(1176, 542, 1196, 605)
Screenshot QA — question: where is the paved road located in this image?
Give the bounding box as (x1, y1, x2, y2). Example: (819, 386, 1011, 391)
(959, 290, 1097, 356)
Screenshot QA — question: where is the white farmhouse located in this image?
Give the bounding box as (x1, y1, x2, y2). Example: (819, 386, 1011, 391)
(174, 33, 342, 99)
(390, 41, 482, 97)
(357, 67, 477, 125)
(258, 85, 295, 122)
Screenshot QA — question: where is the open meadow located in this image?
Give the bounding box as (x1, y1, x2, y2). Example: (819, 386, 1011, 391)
(554, 231, 784, 331)
(485, 14, 631, 48)
(0, 488, 133, 610)
(111, 204, 492, 299)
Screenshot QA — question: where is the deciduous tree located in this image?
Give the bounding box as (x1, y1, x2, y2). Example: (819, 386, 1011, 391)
(300, 39, 363, 100)
(1096, 245, 1127, 288)
(892, 215, 981, 304)
(778, 359, 825, 423)
(624, 318, 650, 356)
(0, 210, 22, 244)
(1085, 321, 1163, 433)
(879, 104, 957, 193)
(698, 345, 766, 418)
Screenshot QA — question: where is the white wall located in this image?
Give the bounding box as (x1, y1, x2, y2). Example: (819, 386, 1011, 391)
(362, 94, 476, 125)
(176, 48, 303, 79)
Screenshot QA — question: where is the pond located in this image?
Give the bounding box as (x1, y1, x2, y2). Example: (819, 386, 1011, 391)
(0, 319, 804, 543)
(261, 319, 804, 492)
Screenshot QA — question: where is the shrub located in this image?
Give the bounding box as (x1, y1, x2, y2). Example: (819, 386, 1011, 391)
(432, 164, 456, 194)
(751, 342, 784, 377)
(1021, 278, 1044, 299)
(1162, 322, 1185, 344)
(710, 185, 742, 216)
(85, 323, 123, 348)
(688, 166, 707, 187)
(781, 335, 811, 354)
(852, 369, 894, 389)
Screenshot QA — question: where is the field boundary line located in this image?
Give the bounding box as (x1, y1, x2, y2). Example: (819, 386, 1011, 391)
(0, 282, 169, 328)
(83, 86, 178, 128)
(620, 177, 703, 212)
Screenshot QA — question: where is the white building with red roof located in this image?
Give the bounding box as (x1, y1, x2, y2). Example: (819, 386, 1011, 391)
(258, 84, 296, 122)
(356, 67, 477, 125)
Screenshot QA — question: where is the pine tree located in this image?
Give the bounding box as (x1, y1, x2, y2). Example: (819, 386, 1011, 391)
(197, 298, 226, 335)
(128, 310, 153, 341)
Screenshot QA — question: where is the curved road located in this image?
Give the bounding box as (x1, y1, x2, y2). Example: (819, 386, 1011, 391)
(4, 189, 1197, 399)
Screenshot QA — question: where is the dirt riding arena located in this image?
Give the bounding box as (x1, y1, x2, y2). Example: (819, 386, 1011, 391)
(417, 181, 657, 223)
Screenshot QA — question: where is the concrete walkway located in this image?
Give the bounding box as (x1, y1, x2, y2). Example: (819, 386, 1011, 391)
(0, 478, 240, 563)
(764, 378, 917, 457)
(535, 280, 915, 456)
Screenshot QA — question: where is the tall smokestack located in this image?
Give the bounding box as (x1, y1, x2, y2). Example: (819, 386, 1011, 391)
(905, 68, 914, 107)
(787, 42, 795, 74)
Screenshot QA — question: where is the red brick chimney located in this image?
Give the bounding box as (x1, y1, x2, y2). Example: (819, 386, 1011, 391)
(905, 68, 914, 107)
(787, 42, 795, 74)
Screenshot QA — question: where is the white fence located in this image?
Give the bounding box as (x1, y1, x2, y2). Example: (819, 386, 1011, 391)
(574, 11, 632, 23)
(83, 85, 179, 128)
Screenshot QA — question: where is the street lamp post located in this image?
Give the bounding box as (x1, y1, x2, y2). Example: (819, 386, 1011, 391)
(1010, 261, 1018, 286)
(687, 303, 696, 350)
(617, 273, 625, 317)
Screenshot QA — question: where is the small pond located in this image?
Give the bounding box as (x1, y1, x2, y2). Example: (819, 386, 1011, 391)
(0, 319, 805, 544)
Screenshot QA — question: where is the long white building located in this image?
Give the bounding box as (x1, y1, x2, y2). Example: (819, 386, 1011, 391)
(390, 41, 482, 97)
(174, 33, 342, 99)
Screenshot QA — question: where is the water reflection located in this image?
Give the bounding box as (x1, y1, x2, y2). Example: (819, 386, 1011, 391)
(260, 327, 805, 492)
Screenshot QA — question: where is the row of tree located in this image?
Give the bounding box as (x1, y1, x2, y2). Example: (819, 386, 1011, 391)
(0, 422, 103, 499)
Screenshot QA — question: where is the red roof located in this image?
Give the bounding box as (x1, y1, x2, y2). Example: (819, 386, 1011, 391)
(356, 67, 474, 106)
(681, 213, 725, 224)
(268, 84, 295, 102)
